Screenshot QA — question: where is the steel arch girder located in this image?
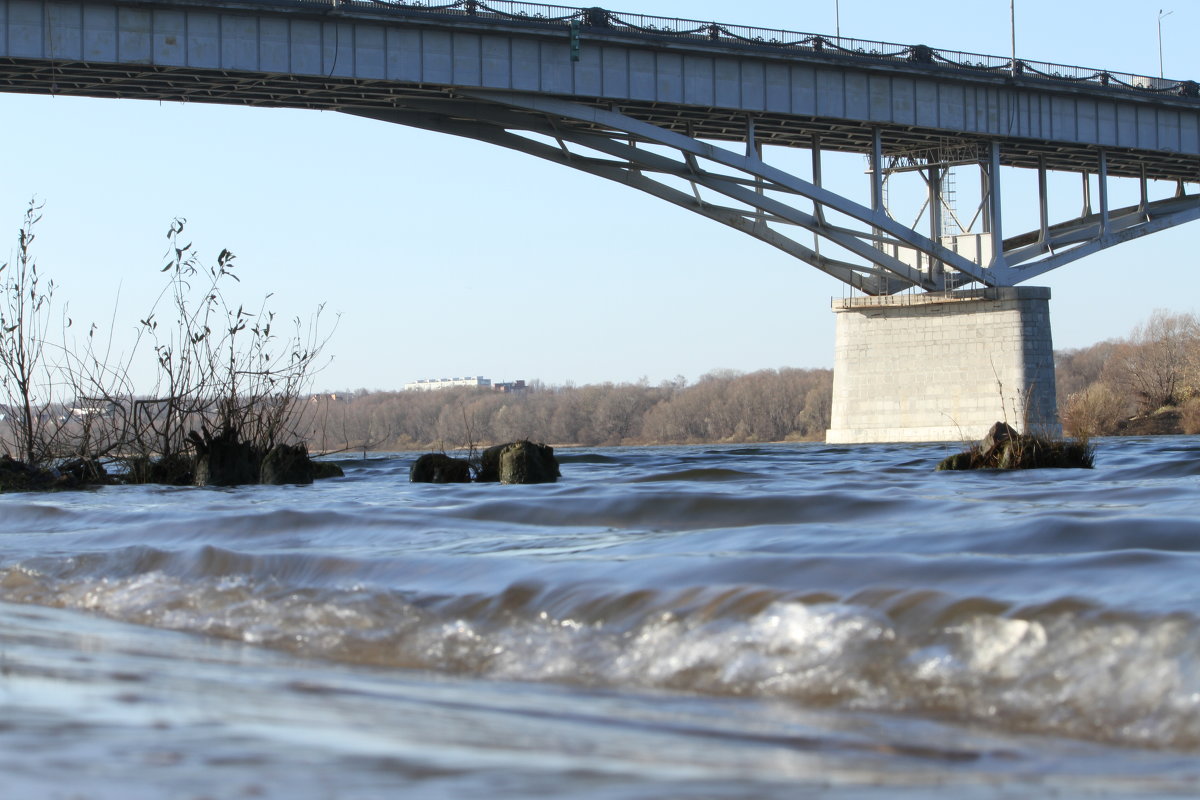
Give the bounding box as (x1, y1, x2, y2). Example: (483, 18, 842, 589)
(1006, 197, 1200, 281)
(348, 95, 990, 292)
(462, 90, 1002, 289)
(351, 92, 1200, 293)
(346, 105, 885, 291)
(524, 123, 934, 290)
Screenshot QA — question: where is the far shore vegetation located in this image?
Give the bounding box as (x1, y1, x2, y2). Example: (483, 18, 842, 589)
(303, 307, 1200, 454)
(1056, 309, 1200, 440)
(302, 367, 835, 454)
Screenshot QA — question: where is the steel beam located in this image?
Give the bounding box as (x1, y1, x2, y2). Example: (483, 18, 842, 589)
(346, 88, 1200, 294)
(462, 90, 998, 291)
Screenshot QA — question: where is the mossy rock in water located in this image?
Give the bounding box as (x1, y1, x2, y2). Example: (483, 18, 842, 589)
(499, 441, 560, 484)
(0, 455, 49, 491)
(478, 440, 560, 484)
(410, 453, 472, 483)
(0, 455, 116, 492)
(191, 428, 260, 487)
(937, 421, 1094, 471)
(477, 444, 506, 482)
(936, 451, 976, 471)
(311, 461, 345, 480)
(260, 444, 315, 485)
(122, 453, 195, 486)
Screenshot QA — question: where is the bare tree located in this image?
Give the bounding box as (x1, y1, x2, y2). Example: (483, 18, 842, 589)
(1107, 310, 1200, 413)
(0, 202, 68, 465)
(1061, 382, 1130, 437)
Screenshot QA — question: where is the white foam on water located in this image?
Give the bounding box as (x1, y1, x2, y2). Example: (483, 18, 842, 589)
(7, 560, 1198, 751)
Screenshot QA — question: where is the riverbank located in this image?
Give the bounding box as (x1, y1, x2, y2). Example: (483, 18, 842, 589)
(1115, 407, 1188, 436)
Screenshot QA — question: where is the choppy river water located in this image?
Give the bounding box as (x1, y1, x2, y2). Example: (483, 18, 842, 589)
(2, 438, 1200, 799)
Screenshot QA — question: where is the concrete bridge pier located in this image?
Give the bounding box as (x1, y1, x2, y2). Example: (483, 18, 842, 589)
(825, 287, 1060, 444)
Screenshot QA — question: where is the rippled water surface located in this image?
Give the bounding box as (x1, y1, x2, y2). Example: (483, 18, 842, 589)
(3, 438, 1200, 798)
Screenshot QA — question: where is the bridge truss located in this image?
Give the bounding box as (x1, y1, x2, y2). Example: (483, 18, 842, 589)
(355, 89, 1200, 295)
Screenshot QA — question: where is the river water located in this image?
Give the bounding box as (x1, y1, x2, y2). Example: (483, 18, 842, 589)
(2, 438, 1199, 798)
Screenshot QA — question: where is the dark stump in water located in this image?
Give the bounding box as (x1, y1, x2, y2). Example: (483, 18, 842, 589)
(123, 453, 195, 486)
(937, 421, 1094, 471)
(260, 443, 316, 485)
(0, 455, 116, 492)
(190, 428, 260, 487)
(478, 440, 561, 484)
(0, 455, 48, 491)
(311, 461, 345, 480)
(410, 453, 473, 483)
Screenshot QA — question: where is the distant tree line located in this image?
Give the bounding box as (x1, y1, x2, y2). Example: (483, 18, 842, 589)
(309, 308, 1200, 454)
(1056, 309, 1200, 437)
(302, 367, 834, 453)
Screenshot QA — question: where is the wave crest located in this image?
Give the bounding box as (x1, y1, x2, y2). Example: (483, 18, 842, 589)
(4, 559, 1198, 751)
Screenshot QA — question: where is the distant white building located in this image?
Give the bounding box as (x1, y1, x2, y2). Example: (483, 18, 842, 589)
(404, 376, 493, 392)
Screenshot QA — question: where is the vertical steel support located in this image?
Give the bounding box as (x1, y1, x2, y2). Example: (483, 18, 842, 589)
(812, 135, 824, 259)
(747, 116, 764, 227)
(1139, 163, 1149, 217)
(869, 128, 886, 273)
(811, 134, 825, 222)
(929, 167, 944, 239)
(870, 128, 884, 213)
(1081, 172, 1092, 217)
(928, 166, 945, 287)
(1038, 157, 1049, 243)
(981, 159, 993, 234)
(988, 141, 1005, 268)
(1098, 150, 1110, 236)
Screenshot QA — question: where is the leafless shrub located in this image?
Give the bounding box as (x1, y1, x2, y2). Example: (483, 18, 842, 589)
(0, 201, 72, 466)
(1181, 396, 1200, 436)
(1107, 310, 1200, 414)
(0, 206, 334, 481)
(122, 219, 334, 470)
(1061, 382, 1129, 438)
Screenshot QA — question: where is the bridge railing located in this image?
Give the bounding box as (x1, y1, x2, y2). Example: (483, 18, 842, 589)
(302, 0, 1198, 98)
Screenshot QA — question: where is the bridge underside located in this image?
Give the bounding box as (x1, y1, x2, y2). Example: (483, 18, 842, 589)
(347, 89, 1200, 296)
(4, 57, 1199, 179)
(6, 59, 1200, 288)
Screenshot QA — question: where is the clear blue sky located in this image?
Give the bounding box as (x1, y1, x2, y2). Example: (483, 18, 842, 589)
(0, 0, 1196, 392)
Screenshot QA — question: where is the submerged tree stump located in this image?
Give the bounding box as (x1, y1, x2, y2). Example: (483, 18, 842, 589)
(260, 443, 316, 485)
(123, 453, 194, 486)
(478, 440, 560, 484)
(937, 421, 1094, 471)
(0, 455, 115, 491)
(311, 461, 345, 480)
(409, 453, 473, 483)
(0, 455, 50, 491)
(190, 428, 260, 487)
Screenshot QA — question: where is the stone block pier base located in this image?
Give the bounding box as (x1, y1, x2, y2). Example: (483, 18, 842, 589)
(825, 287, 1060, 444)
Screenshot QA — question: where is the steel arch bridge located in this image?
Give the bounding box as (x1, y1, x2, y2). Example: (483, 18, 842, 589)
(3, 0, 1199, 295)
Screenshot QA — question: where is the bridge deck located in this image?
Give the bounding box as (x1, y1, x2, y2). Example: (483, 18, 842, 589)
(2, 0, 1199, 182)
